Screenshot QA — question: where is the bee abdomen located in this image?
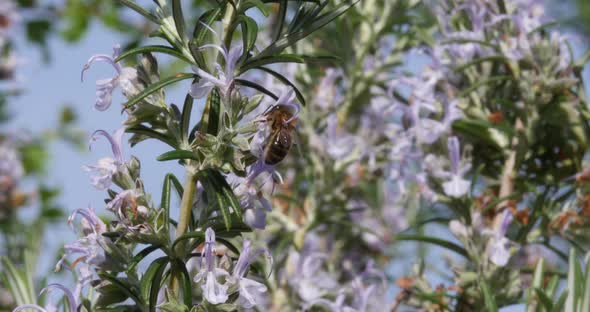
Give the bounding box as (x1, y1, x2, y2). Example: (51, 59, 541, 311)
(264, 141, 290, 165)
(264, 132, 292, 165)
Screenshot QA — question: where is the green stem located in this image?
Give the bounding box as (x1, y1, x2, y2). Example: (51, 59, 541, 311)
(175, 171, 197, 248)
(170, 170, 197, 296)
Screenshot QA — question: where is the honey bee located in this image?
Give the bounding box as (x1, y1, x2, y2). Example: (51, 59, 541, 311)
(262, 104, 298, 165)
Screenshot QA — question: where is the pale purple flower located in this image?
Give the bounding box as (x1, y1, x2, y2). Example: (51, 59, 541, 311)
(307, 291, 355, 312)
(501, 34, 532, 61)
(56, 207, 107, 270)
(315, 68, 344, 110)
(323, 113, 360, 160)
(190, 22, 243, 98)
(449, 219, 469, 239)
(193, 228, 230, 304)
(350, 280, 377, 312)
(226, 173, 273, 229)
(306, 265, 385, 312)
(72, 264, 93, 302)
(512, 0, 545, 34)
(442, 137, 471, 197)
(437, 1, 510, 61)
(12, 283, 77, 312)
(106, 189, 146, 221)
(230, 240, 272, 308)
(449, 212, 485, 240)
(390, 70, 460, 145)
(287, 250, 338, 303)
(81, 45, 139, 111)
(486, 210, 513, 266)
(83, 128, 126, 190)
(427, 136, 471, 198)
(233, 181, 272, 229)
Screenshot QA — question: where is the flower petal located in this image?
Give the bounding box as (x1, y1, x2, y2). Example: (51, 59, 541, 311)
(189, 80, 215, 99)
(442, 175, 471, 198)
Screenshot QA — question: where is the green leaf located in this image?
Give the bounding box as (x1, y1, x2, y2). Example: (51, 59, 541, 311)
(171, 0, 186, 40)
(192, 8, 223, 45)
(259, 0, 359, 57)
(215, 171, 242, 219)
(300, 54, 342, 65)
(140, 257, 169, 311)
(95, 283, 131, 308)
(458, 75, 512, 97)
(127, 125, 177, 148)
(527, 258, 545, 311)
(127, 245, 163, 273)
(172, 259, 193, 307)
(207, 217, 252, 236)
(273, 0, 288, 42)
(243, 0, 270, 16)
(149, 264, 168, 312)
(295, 2, 329, 34)
(394, 234, 468, 258)
(194, 88, 222, 138)
(160, 173, 183, 231)
(116, 0, 160, 24)
(217, 237, 241, 255)
(533, 258, 546, 289)
(254, 66, 305, 106)
(98, 272, 143, 307)
(566, 249, 579, 312)
(553, 290, 569, 312)
(534, 289, 554, 311)
(237, 15, 258, 57)
(546, 275, 560, 298)
(200, 170, 233, 230)
(480, 280, 498, 312)
(235, 79, 278, 100)
(122, 73, 196, 109)
(0, 257, 34, 305)
(190, 7, 224, 69)
(115, 45, 192, 64)
(581, 258, 590, 312)
(240, 54, 304, 74)
(156, 150, 199, 162)
(172, 231, 205, 251)
(453, 55, 510, 73)
(452, 119, 505, 150)
(26, 19, 51, 47)
(181, 93, 194, 143)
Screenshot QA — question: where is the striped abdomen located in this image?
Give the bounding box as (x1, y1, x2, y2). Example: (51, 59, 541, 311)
(263, 127, 293, 165)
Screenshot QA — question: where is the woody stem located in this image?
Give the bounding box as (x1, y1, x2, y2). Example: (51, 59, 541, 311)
(171, 170, 197, 296)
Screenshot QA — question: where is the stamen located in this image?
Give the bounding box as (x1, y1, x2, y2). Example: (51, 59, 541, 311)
(71, 256, 87, 269)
